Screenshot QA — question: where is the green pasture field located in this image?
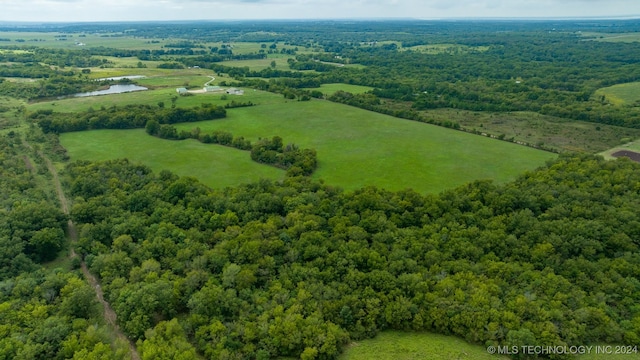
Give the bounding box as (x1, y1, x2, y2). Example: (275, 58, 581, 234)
(0, 31, 177, 50)
(28, 85, 281, 113)
(53, 90, 554, 193)
(30, 88, 182, 113)
(429, 108, 640, 153)
(403, 43, 490, 54)
(337, 331, 640, 360)
(581, 32, 640, 43)
(593, 82, 640, 106)
(218, 41, 299, 55)
(0, 49, 33, 54)
(170, 98, 556, 193)
(218, 58, 297, 71)
(60, 129, 285, 189)
(339, 331, 508, 360)
(304, 83, 374, 96)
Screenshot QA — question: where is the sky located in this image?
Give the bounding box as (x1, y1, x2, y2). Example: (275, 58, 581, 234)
(0, 0, 639, 22)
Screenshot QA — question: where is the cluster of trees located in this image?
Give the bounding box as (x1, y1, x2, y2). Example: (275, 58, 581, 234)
(250, 136, 318, 176)
(0, 46, 112, 68)
(32, 103, 227, 134)
(0, 63, 68, 78)
(0, 74, 97, 100)
(0, 269, 130, 359)
(0, 133, 67, 276)
(145, 121, 318, 177)
(62, 154, 640, 359)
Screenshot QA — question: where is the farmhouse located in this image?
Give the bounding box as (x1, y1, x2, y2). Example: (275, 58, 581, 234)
(226, 87, 244, 95)
(176, 87, 188, 94)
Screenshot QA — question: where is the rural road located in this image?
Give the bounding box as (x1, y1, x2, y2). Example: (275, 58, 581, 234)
(38, 148, 141, 360)
(187, 75, 216, 94)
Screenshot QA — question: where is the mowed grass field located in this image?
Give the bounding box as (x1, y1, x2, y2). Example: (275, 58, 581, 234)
(304, 83, 374, 96)
(593, 81, 640, 106)
(337, 331, 640, 360)
(339, 331, 509, 360)
(402, 43, 490, 54)
(165, 98, 555, 193)
(582, 32, 640, 43)
(47, 87, 553, 193)
(60, 129, 285, 189)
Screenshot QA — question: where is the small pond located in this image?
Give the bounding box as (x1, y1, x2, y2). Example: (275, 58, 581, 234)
(73, 84, 148, 97)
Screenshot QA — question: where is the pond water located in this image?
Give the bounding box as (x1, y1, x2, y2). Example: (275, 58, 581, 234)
(73, 84, 148, 97)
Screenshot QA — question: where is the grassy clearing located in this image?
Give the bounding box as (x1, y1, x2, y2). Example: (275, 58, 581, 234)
(0, 31, 171, 50)
(54, 92, 554, 194)
(218, 42, 299, 55)
(598, 137, 640, 159)
(593, 82, 640, 106)
(218, 58, 298, 71)
(60, 129, 285, 189)
(172, 99, 555, 193)
(0, 96, 26, 131)
(339, 331, 509, 360)
(304, 83, 374, 96)
(578, 347, 640, 360)
(581, 32, 640, 43)
(337, 331, 640, 360)
(402, 43, 490, 54)
(30, 88, 181, 113)
(427, 108, 640, 153)
(28, 86, 283, 113)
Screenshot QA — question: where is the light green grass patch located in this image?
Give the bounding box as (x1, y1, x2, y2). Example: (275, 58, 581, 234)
(28, 87, 285, 113)
(593, 82, 640, 106)
(217, 41, 299, 55)
(173, 100, 555, 193)
(339, 331, 509, 360)
(431, 108, 640, 153)
(581, 32, 640, 43)
(0, 31, 170, 50)
(338, 332, 640, 360)
(0, 96, 27, 132)
(402, 43, 490, 54)
(29, 88, 180, 113)
(0, 49, 33, 54)
(304, 83, 374, 96)
(598, 137, 640, 160)
(60, 129, 285, 189)
(577, 346, 640, 359)
(218, 58, 295, 71)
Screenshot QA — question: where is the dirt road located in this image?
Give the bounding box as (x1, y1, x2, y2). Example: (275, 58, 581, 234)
(40, 150, 141, 360)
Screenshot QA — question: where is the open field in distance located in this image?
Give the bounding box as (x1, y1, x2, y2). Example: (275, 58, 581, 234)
(593, 81, 640, 106)
(60, 129, 285, 189)
(171, 99, 556, 193)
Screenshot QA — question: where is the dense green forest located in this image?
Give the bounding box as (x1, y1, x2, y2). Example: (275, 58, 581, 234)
(2, 19, 640, 359)
(64, 155, 640, 359)
(0, 132, 130, 358)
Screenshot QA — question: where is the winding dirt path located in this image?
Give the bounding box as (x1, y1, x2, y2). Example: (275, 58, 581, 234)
(40, 151, 141, 360)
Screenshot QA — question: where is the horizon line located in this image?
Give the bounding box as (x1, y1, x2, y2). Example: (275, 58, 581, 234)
(1, 15, 640, 25)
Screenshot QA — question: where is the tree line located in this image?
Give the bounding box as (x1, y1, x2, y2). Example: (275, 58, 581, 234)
(31, 103, 227, 134)
(145, 120, 318, 177)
